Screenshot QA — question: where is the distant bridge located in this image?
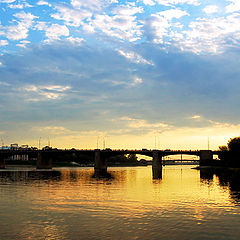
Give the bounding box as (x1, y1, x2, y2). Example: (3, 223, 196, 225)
(0, 149, 220, 178)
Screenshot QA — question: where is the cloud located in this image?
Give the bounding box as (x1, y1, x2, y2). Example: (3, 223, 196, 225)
(32, 126, 73, 135)
(142, 0, 155, 6)
(154, 0, 200, 6)
(0, 39, 8, 46)
(143, 8, 188, 44)
(70, 0, 117, 10)
(8, 4, 24, 9)
(33, 21, 48, 31)
(71, 0, 102, 10)
(51, 5, 92, 27)
(0, 42, 240, 135)
(171, 13, 240, 54)
(0, 81, 10, 85)
(8, 2, 32, 8)
(37, 0, 51, 7)
(226, 0, 240, 13)
(203, 5, 219, 14)
(45, 24, 69, 41)
(0, 0, 16, 3)
(132, 77, 143, 85)
(158, 8, 189, 20)
(22, 84, 71, 101)
(117, 49, 153, 65)
(66, 37, 85, 45)
(16, 40, 30, 48)
(0, 11, 37, 40)
(191, 115, 201, 119)
(120, 116, 169, 130)
(88, 3, 143, 41)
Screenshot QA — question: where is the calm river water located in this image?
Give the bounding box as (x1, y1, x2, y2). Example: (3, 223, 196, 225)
(0, 165, 240, 240)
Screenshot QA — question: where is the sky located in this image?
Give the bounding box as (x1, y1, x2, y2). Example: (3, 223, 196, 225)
(0, 0, 240, 150)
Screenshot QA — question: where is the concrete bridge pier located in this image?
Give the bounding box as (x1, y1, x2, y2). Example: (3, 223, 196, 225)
(152, 150, 162, 179)
(36, 152, 52, 169)
(0, 154, 5, 169)
(94, 150, 107, 177)
(199, 150, 213, 166)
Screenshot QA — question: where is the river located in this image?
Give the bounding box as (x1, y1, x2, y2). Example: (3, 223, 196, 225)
(0, 165, 240, 239)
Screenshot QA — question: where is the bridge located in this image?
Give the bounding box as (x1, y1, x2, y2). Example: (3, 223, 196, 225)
(0, 149, 219, 178)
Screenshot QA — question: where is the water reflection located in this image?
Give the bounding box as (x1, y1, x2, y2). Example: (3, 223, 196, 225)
(200, 168, 240, 205)
(0, 166, 240, 240)
(0, 170, 62, 183)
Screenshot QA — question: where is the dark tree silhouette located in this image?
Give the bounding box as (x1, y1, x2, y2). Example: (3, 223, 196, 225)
(228, 137, 240, 153)
(219, 137, 240, 167)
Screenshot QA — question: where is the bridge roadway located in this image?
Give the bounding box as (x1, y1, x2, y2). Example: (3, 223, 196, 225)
(0, 149, 219, 178)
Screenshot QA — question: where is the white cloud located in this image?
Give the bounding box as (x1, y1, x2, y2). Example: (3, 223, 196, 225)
(22, 84, 71, 101)
(0, 39, 8, 46)
(203, 5, 219, 14)
(8, 2, 32, 8)
(161, 12, 240, 54)
(0, 11, 37, 40)
(117, 49, 154, 65)
(154, 0, 199, 6)
(0, 0, 16, 3)
(8, 4, 24, 8)
(132, 76, 143, 86)
(145, 14, 169, 44)
(33, 126, 73, 135)
(14, 11, 37, 25)
(120, 116, 169, 129)
(2, 25, 28, 40)
(34, 21, 48, 31)
(111, 3, 143, 16)
(70, 0, 116, 10)
(43, 85, 71, 92)
(37, 0, 51, 7)
(66, 36, 85, 45)
(71, 0, 101, 10)
(191, 115, 201, 119)
(142, 0, 155, 6)
(45, 24, 69, 41)
(51, 5, 92, 27)
(158, 8, 189, 20)
(226, 0, 240, 13)
(16, 40, 30, 48)
(91, 4, 143, 41)
(144, 9, 188, 44)
(145, 9, 189, 44)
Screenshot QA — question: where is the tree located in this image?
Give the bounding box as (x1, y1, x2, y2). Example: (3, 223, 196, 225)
(218, 137, 240, 166)
(219, 145, 228, 151)
(228, 137, 240, 153)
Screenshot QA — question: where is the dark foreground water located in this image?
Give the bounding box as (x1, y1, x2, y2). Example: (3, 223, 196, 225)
(0, 165, 240, 240)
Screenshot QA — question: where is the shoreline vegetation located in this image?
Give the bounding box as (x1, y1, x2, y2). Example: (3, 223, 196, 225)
(217, 136, 240, 168)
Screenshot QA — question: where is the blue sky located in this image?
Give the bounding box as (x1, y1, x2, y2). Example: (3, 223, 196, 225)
(0, 0, 240, 149)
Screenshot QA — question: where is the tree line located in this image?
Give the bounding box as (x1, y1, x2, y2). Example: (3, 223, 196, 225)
(219, 137, 240, 167)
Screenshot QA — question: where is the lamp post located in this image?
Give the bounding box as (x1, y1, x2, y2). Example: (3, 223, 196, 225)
(97, 136, 99, 149)
(39, 137, 41, 150)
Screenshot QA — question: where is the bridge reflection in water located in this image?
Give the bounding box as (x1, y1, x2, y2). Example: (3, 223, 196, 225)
(0, 167, 239, 205)
(0, 149, 218, 179)
(1, 166, 240, 239)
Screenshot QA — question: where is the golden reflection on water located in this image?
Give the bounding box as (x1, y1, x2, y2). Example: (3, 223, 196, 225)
(0, 166, 240, 240)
